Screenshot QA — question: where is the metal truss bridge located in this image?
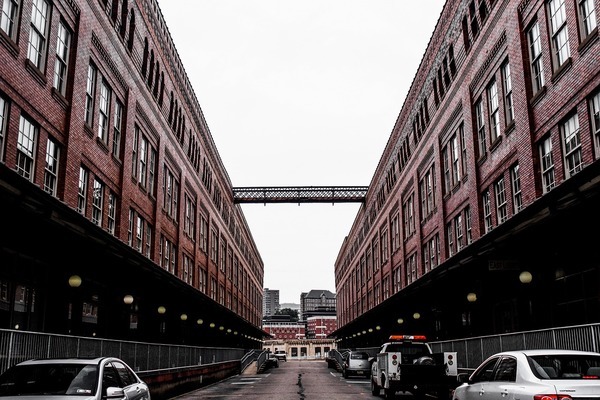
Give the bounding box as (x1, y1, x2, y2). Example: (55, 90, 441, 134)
(232, 186, 368, 204)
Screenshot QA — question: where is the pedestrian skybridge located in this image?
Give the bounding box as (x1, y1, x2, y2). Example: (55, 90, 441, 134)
(232, 186, 368, 204)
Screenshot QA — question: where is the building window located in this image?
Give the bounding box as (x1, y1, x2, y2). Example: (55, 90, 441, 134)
(199, 267, 207, 293)
(483, 189, 493, 233)
(475, 99, 486, 157)
(91, 178, 104, 226)
(16, 114, 37, 181)
(53, 21, 71, 96)
(27, 0, 49, 70)
(1, 0, 21, 40)
(495, 177, 508, 224)
(0, 96, 7, 161)
(406, 253, 417, 285)
(548, 0, 570, 68)
(210, 228, 218, 263)
(44, 137, 59, 196)
(163, 165, 179, 220)
(184, 194, 196, 240)
(107, 191, 116, 235)
(139, 135, 147, 186)
(402, 194, 415, 238)
(183, 254, 193, 285)
(390, 212, 400, 252)
(422, 234, 440, 273)
(539, 136, 556, 193)
(578, 0, 597, 39)
(85, 63, 97, 126)
(501, 61, 514, 126)
(442, 125, 464, 194)
(510, 163, 522, 214)
(77, 166, 88, 215)
(465, 206, 472, 244)
(446, 222, 454, 257)
(112, 100, 123, 159)
(419, 165, 436, 219)
(199, 215, 208, 253)
(159, 235, 176, 274)
(487, 79, 500, 143)
(561, 113, 582, 178)
(527, 21, 545, 94)
(591, 91, 600, 157)
(372, 237, 379, 272)
(454, 213, 464, 251)
(380, 226, 388, 263)
(97, 80, 111, 143)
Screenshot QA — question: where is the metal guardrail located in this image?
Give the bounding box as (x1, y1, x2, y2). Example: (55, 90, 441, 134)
(354, 323, 600, 373)
(0, 329, 246, 374)
(429, 323, 600, 371)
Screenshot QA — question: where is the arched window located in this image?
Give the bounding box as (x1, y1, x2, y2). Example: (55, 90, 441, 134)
(142, 38, 148, 76)
(147, 50, 155, 87)
(120, 0, 128, 38)
(127, 11, 135, 50)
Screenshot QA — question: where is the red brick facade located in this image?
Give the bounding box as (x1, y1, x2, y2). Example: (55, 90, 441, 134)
(0, 0, 263, 344)
(335, 0, 600, 342)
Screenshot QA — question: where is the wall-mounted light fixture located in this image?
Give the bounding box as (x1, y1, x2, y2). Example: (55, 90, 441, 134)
(68, 275, 82, 288)
(519, 271, 533, 284)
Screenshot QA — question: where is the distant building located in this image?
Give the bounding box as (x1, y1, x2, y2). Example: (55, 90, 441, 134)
(306, 315, 337, 339)
(262, 315, 306, 340)
(263, 288, 280, 317)
(300, 290, 336, 320)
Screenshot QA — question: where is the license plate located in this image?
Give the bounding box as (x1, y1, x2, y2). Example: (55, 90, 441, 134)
(356, 371, 363, 374)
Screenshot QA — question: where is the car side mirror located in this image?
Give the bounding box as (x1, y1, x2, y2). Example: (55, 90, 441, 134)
(105, 387, 126, 398)
(457, 373, 470, 384)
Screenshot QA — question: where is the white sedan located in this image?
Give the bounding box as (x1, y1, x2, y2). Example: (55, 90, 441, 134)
(0, 357, 151, 399)
(452, 349, 600, 400)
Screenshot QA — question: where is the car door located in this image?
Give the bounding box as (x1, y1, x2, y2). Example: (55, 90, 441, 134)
(486, 356, 517, 400)
(459, 356, 501, 400)
(112, 360, 149, 400)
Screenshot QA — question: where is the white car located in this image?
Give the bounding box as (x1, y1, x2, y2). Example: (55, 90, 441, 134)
(0, 357, 151, 399)
(452, 349, 600, 400)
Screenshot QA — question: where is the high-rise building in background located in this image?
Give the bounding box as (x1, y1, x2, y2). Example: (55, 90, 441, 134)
(300, 290, 336, 321)
(263, 288, 280, 317)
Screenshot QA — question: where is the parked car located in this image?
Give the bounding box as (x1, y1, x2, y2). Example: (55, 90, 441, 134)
(274, 350, 287, 362)
(0, 357, 151, 399)
(342, 350, 371, 378)
(264, 352, 279, 369)
(452, 349, 600, 400)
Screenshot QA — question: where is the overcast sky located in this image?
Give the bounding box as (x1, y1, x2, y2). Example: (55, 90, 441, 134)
(158, 0, 446, 304)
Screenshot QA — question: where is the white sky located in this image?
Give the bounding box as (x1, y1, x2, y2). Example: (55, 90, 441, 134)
(158, 0, 446, 304)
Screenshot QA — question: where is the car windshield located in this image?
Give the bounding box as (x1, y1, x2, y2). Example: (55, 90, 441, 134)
(528, 354, 600, 379)
(0, 364, 98, 396)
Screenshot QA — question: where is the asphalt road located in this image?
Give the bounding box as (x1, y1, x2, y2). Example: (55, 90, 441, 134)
(171, 359, 410, 400)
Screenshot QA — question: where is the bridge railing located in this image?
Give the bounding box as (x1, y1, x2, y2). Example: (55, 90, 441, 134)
(0, 328, 246, 374)
(429, 322, 600, 371)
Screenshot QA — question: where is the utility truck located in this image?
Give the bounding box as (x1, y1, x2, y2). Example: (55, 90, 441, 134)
(370, 334, 458, 399)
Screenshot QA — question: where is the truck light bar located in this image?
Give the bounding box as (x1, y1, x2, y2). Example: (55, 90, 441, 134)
(388, 334, 427, 341)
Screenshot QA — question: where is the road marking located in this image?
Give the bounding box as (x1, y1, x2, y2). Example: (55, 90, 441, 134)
(231, 382, 255, 385)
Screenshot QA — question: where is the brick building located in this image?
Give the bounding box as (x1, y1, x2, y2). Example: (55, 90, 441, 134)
(306, 315, 337, 339)
(0, 0, 265, 346)
(334, 0, 600, 346)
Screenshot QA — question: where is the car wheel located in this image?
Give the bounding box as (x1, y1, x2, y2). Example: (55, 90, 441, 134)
(370, 378, 379, 395)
